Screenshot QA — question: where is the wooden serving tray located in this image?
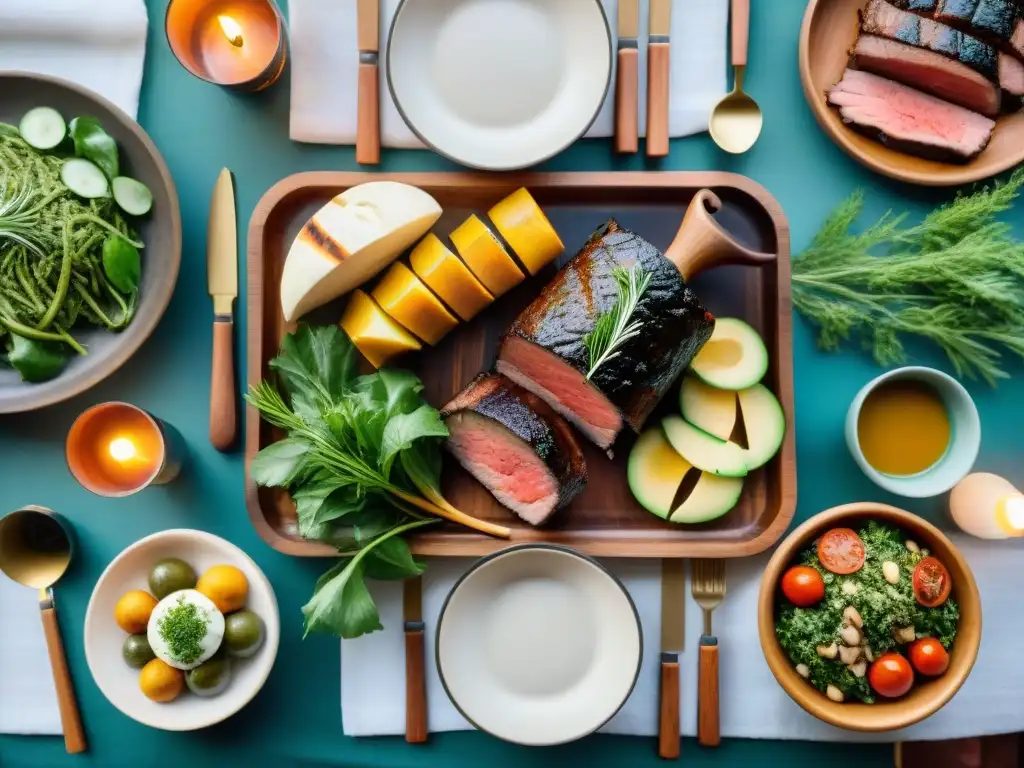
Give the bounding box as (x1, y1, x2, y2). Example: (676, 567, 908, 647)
(245, 172, 796, 558)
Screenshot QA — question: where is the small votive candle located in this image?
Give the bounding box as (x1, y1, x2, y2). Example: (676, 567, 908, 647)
(165, 0, 287, 92)
(949, 472, 1024, 539)
(66, 403, 184, 497)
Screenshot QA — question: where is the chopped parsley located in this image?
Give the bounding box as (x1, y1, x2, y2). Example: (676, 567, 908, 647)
(156, 597, 211, 665)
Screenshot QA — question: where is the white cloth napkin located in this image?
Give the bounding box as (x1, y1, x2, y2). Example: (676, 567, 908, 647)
(0, 575, 61, 735)
(341, 536, 1024, 742)
(290, 0, 727, 147)
(0, 0, 149, 119)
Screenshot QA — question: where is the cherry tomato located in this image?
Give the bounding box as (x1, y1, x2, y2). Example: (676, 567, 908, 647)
(817, 528, 866, 574)
(909, 638, 950, 677)
(913, 557, 952, 607)
(868, 653, 915, 699)
(781, 566, 826, 607)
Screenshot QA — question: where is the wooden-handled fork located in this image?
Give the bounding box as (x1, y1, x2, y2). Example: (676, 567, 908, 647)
(692, 559, 726, 747)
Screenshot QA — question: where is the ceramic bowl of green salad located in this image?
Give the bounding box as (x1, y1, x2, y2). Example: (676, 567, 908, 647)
(758, 502, 980, 732)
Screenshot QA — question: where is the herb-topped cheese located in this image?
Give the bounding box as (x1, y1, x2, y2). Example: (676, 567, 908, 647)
(147, 589, 225, 670)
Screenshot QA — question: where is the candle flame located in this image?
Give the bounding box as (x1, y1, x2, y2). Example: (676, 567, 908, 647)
(1004, 495, 1024, 531)
(218, 14, 244, 47)
(109, 437, 137, 463)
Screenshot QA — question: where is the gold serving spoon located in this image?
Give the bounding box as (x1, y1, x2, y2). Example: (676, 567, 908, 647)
(0, 507, 86, 753)
(709, 0, 762, 153)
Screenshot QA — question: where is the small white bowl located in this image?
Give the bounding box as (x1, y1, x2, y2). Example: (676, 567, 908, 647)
(84, 530, 279, 731)
(845, 366, 981, 498)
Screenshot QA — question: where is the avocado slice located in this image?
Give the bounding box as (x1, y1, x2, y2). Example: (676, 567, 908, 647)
(690, 318, 768, 390)
(737, 383, 785, 470)
(662, 416, 748, 478)
(670, 472, 744, 524)
(627, 428, 692, 518)
(679, 376, 737, 441)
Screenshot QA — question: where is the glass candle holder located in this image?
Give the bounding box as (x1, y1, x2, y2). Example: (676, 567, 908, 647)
(66, 403, 184, 497)
(165, 0, 287, 92)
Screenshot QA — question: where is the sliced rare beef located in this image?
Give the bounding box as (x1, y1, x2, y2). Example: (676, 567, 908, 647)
(999, 51, 1024, 107)
(442, 373, 586, 525)
(828, 68, 995, 162)
(496, 220, 714, 450)
(889, 0, 1019, 46)
(1010, 18, 1024, 62)
(853, 33, 1001, 115)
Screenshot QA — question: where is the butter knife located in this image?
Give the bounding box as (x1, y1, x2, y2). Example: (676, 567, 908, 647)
(356, 0, 381, 165)
(404, 576, 428, 743)
(658, 559, 685, 759)
(207, 168, 237, 452)
(614, 0, 639, 153)
(646, 0, 672, 157)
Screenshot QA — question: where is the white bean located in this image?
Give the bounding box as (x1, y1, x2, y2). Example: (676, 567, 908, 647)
(796, 663, 810, 679)
(841, 625, 861, 646)
(841, 580, 859, 596)
(843, 605, 863, 628)
(826, 684, 845, 703)
(863, 645, 874, 662)
(883, 561, 900, 585)
(817, 642, 838, 659)
(839, 644, 862, 665)
(905, 539, 920, 554)
(851, 660, 868, 678)
(892, 625, 916, 644)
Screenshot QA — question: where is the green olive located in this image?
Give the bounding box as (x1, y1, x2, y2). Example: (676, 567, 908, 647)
(223, 610, 265, 658)
(185, 655, 231, 697)
(148, 558, 197, 599)
(122, 634, 155, 669)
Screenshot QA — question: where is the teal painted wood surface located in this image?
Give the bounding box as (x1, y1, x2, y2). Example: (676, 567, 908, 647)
(2, 0, 1020, 765)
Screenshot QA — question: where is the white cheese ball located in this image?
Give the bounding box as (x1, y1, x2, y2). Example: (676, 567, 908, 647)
(147, 589, 225, 670)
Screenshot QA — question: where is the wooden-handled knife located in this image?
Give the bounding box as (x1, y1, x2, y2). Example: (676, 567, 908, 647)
(404, 576, 428, 743)
(356, 0, 381, 165)
(207, 168, 238, 452)
(646, 0, 672, 157)
(614, 0, 639, 153)
(658, 559, 685, 759)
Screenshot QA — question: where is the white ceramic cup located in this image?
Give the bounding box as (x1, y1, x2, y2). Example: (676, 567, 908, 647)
(845, 366, 981, 498)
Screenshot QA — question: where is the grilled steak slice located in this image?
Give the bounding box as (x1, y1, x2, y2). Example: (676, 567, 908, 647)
(496, 220, 714, 449)
(442, 373, 586, 525)
(891, 0, 1019, 46)
(853, 33, 1001, 115)
(828, 68, 995, 162)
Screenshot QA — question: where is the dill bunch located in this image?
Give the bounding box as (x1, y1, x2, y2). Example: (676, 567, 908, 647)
(792, 169, 1024, 386)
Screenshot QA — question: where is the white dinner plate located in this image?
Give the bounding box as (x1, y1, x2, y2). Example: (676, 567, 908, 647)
(387, 0, 612, 170)
(84, 530, 279, 731)
(436, 545, 642, 745)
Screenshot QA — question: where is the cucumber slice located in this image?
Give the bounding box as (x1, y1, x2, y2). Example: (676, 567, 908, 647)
(19, 107, 66, 150)
(112, 177, 153, 216)
(691, 317, 769, 390)
(61, 158, 110, 199)
(737, 384, 786, 470)
(662, 415, 748, 478)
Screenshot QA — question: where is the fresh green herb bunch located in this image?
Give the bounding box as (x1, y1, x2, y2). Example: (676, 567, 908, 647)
(583, 263, 652, 380)
(775, 522, 958, 704)
(792, 169, 1024, 385)
(156, 597, 211, 666)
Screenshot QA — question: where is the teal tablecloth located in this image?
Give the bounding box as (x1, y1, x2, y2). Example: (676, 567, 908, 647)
(3, 1, 1022, 765)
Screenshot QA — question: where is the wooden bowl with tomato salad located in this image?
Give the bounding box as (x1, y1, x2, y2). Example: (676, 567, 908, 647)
(757, 502, 981, 731)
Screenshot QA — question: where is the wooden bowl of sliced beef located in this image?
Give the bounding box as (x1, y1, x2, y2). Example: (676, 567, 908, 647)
(800, 0, 1024, 185)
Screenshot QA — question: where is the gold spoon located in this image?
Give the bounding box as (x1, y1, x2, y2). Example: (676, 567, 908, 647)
(709, 0, 762, 153)
(0, 507, 86, 753)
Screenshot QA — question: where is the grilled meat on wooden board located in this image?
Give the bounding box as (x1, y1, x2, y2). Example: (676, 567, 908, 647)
(828, 69, 995, 162)
(889, 0, 1019, 45)
(442, 373, 586, 525)
(496, 219, 715, 449)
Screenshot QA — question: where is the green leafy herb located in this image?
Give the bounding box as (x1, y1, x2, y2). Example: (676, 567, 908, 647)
(793, 170, 1024, 385)
(582, 264, 652, 379)
(69, 116, 119, 180)
(246, 324, 509, 639)
(155, 595, 212, 666)
(6, 333, 67, 382)
(102, 236, 141, 293)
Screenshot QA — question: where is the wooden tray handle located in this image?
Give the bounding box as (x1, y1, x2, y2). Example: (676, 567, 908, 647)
(615, 48, 639, 154)
(698, 637, 720, 747)
(41, 600, 86, 754)
(665, 189, 775, 281)
(658, 654, 680, 759)
(405, 624, 428, 743)
(210, 318, 236, 451)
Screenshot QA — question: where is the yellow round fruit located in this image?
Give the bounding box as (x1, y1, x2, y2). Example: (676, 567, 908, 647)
(139, 659, 184, 703)
(196, 564, 248, 613)
(114, 590, 158, 633)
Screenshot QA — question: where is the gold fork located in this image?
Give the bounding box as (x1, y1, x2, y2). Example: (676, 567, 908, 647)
(691, 558, 726, 747)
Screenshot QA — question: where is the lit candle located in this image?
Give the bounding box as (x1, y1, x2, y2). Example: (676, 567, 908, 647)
(949, 472, 1024, 539)
(165, 0, 287, 92)
(66, 403, 184, 497)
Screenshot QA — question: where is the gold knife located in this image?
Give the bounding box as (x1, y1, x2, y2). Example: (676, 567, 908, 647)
(614, 0, 639, 153)
(207, 168, 238, 452)
(647, 0, 672, 157)
(404, 576, 428, 743)
(658, 559, 685, 758)
(356, 0, 381, 165)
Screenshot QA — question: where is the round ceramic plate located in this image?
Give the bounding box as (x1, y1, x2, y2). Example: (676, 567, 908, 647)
(387, 0, 612, 170)
(799, 0, 1024, 186)
(436, 544, 641, 745)
(0, 72, 181, 412)
(84, 530, 279, 731)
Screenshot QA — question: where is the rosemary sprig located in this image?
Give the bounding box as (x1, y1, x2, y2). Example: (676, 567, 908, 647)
(792, 169, 1024, 386)
(583, 264, 652, 379)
